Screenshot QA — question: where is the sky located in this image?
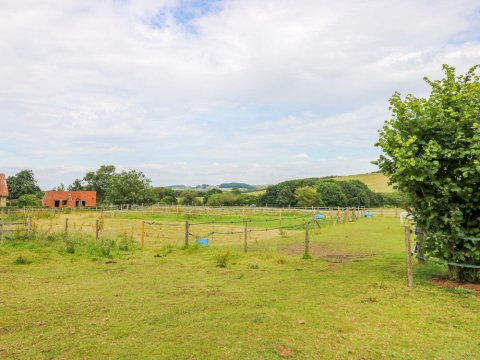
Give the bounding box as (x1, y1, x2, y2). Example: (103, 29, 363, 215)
(1, 0, 479, 189)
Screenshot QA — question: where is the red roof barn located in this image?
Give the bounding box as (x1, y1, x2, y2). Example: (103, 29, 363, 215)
(42, 191, 96, 208)
(0, 173, 8, 207)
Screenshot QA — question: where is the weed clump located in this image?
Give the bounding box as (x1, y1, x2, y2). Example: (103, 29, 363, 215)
(154, 244, 176, 258)
(216, 251, 231, 268)
(14, 256, 31, 265)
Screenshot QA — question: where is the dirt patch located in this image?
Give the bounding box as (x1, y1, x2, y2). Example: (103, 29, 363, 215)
(430, 276, 480, 297)
(275, 345, 294, 358)
(279, 243, 373, 263)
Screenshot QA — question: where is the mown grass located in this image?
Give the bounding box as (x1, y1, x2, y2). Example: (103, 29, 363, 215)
(0, 217, 478, 359)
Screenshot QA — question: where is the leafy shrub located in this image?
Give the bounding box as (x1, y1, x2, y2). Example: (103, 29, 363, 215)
(375, 65, 480, 282)
(17, 194, 40, 207)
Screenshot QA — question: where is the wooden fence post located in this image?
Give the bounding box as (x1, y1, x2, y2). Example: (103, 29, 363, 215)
(95, 219, 99, 240)
(244, 222, 248, 253)
(27, 217, 32, 234)
(404, 226, 414, 289)
(184, 221, 189, 247)
(64, 218, 69, 238)
(0, 218, 4, 241)
(415, 227, 426, 264)
(303, 222, 310, 259)
(141, 221, 145, 248)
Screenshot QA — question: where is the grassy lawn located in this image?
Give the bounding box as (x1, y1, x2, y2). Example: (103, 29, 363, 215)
(0, 217, 478, 359)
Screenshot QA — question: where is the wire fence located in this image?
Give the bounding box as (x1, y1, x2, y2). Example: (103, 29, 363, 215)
(402, 226, 480, 289)
(413, 229, 480, 269)
(0, 204, 403, 218)
(0, 207, 371, 256)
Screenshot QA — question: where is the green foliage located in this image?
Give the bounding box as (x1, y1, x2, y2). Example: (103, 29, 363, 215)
(380, 191, 407, 207)
(160, 195, 177, 205)
(336, 180, 370, 206)
(375, 64, 480, 282)
(179, 190, 201, 205)
(6, 170, 42, 200)
(206, 192, 239, 206)
(316, 181, 347, 207)
(294, 186, 320, 207)
(107, 170, 153, 205)
(17, 194, 40, 207)
(69, 165, 157, 205)
(203, 188, 223, 204)
(152, 187, 178, 204)
(260, 177, 391, 207)
(80, 165, 116, 203)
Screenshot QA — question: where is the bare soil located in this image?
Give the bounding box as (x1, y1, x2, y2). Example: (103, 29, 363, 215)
(430, 276, 480, 297)
(279, 243, 374, 262)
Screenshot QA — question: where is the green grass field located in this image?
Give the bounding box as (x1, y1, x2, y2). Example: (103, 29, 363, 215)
(335, 173, 393, 193)
(0, 215, 478, 359)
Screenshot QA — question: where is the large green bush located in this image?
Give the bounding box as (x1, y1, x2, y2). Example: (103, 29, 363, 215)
(375, 65, 480, 282)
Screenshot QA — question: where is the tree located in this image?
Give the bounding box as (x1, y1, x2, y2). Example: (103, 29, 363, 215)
(375, 64, 480, 282)
(83, 165, 116, 204)
(6, 170, 42, 199)
(70, 166, 156, 205)
(179, 190, 199, 205)
(68, 179, 85, 191)
(336, 180, 370, 206)
(206, 193, 224, 206)
(160, 195, 177, 205)
(52, 184, 65, 191)
(294, 186, 320, 207)
(17, 194, 40, 207)
(107, 170, 153, 205)
(203, 189, 222, 204)
(317, 181, 347, 207)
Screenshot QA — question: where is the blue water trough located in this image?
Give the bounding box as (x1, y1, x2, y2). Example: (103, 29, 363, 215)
(196, 238, 209, 246)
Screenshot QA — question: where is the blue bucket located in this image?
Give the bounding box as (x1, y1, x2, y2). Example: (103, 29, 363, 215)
(364, 211, 373, 217)
(315, 214, 325, 219)
(196, 238, 209, 246)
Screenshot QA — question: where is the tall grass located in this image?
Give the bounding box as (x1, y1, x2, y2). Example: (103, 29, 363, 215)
(1, 229, 139, 259)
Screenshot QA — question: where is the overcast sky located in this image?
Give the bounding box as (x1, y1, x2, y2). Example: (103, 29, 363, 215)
(1, 0, 479, 189)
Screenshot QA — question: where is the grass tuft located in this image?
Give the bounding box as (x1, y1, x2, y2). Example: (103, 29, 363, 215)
(14, 255, 31, 265)
(216, 250, 231, 268)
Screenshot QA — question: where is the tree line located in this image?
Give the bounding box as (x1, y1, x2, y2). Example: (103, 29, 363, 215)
(259, 178, 404, 208)
(4, 166, 404, 208)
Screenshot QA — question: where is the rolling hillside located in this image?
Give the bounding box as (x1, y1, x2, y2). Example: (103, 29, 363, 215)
(334, 172, 393, 193)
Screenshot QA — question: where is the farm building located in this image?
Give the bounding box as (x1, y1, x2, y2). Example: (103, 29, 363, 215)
(42, 191, 96, 208)
(0, 173, 8, 207)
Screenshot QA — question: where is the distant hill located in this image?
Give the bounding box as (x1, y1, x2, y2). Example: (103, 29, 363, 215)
(334, 172, 393, 193)
(219, 183, 256, 190)
(165, 185, 188, 190)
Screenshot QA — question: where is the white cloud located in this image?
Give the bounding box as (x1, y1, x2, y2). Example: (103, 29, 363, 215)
(1, 0, 479, 188)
